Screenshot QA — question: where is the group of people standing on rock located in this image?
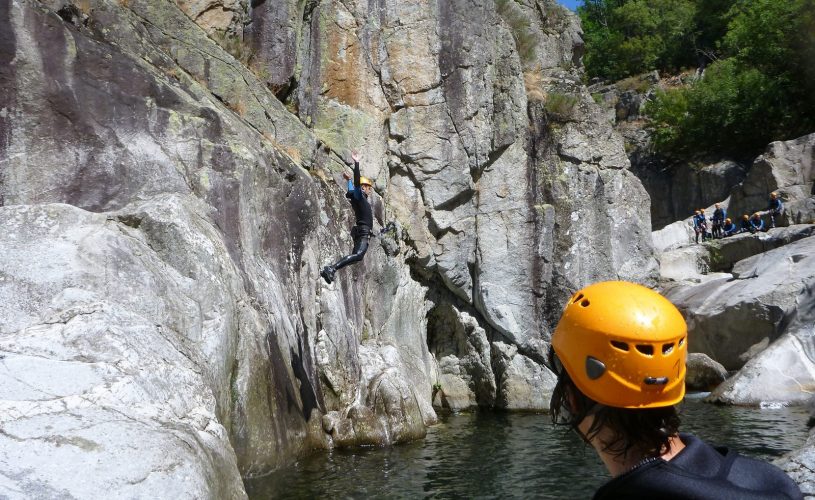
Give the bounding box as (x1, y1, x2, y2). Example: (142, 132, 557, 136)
(692, 192, 784, 244)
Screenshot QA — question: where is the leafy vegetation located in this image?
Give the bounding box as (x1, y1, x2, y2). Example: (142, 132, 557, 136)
(578, 0, 700, 81)
(579, 0, 815, 159)
(544, 92, 579, 119)
(495, 0, 538, 67)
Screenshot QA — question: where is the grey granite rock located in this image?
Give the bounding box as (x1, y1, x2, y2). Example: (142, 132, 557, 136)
(665, 236, 815, 372)
(686, 353, 728, 392)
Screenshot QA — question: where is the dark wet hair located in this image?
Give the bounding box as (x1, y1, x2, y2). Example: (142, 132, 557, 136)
(548, 347, 681, 459)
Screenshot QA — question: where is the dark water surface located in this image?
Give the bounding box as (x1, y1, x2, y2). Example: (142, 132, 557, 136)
(246, 397, 810, 499)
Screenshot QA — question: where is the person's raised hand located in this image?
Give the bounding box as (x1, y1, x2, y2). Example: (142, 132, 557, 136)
(351, 151, 360, 163)
(342, 171, 352, 180)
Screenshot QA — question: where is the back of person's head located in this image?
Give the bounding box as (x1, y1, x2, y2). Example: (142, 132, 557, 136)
(549, 281, 687, 458)
(743, 214, 749, 220)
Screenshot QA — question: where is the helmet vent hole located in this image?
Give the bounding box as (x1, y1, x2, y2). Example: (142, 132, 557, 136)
(679, 337, 686, 347)
(580, 299, 590, 307)
(662, 343, 675, 355)
(572, 293, 584, 304)
(610, 340, 629, 352)
(635, 344, 654, 356)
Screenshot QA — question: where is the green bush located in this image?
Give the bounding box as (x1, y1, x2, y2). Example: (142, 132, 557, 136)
(545, 92, 579, 119)
(644, 0, 815, 159)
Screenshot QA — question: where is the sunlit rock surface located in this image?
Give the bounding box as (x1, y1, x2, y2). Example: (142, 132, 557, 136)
(1, 0, 663, 494)
(665, 236, 815, 372)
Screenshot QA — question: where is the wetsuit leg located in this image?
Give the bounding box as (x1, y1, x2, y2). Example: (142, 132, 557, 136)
(332, 234, 370, 271)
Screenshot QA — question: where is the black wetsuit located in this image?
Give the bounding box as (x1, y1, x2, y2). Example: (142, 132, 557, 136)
(593, 434, 803, 500)
(331, 161, 372, 271)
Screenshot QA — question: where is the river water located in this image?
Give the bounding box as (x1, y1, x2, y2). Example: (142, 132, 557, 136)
(246, 396, 811, 499)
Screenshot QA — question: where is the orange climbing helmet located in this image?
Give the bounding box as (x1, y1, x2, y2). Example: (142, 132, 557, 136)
(551, 281, 687, 409)
(360, 176, 373, 187)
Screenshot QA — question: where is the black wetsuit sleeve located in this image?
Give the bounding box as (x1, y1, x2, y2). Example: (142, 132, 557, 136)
(353, 161, 361, 189)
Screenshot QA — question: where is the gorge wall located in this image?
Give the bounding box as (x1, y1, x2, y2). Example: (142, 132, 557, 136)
(0, 0, 658, 496)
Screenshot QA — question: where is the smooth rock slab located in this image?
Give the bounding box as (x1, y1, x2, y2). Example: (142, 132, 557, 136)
(666, 236, 815, 371)
(0, 202, 246, 498)
(707, 282, 815, 406)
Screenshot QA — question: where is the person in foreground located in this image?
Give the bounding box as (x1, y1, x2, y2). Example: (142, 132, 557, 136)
(548, 280, 803, 500)
(320, 152, 373, 284)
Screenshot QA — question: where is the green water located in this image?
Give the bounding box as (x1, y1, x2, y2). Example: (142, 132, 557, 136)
(245, 397, 810, 499)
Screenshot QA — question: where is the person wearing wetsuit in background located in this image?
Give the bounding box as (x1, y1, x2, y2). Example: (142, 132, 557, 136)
(767, 192, 783, 229)
(320, 152, 373, 285)
(740, 214, 752, 233)
(692, 210, 707, 244)
(548, 281, 803, 500)
(722, 218, 738, 237)
(711, 203, 726, 239)
(749, 212, 765, 233)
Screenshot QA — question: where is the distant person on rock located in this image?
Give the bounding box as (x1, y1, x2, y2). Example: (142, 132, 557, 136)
(711, 203, 726, 239)
(740, 214, 752, 233)
(749, 213, 765, 234)
(692, 210, 707, 244)
(548, 281, 803, 500)
(320, 152, 373, 285)
(722, 218, 738, 237)
(767, 192, 783, 229)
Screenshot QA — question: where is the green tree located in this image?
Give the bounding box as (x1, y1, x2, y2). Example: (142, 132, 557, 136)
(645, 0, 815, 159)
(578, 0, 697, 80)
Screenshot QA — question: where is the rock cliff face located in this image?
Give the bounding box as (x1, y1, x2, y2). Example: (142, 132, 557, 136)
(1, 0, 658, 495)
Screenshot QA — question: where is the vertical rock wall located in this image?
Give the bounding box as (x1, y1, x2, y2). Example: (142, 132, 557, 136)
(0, 0, 658, 494)
(245, 0, 656, 410)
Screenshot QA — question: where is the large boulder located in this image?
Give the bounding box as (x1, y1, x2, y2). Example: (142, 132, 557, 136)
(707, 282, 815, 406)
(665, 236, 815, 371)
(657, 225, 815, 282)
(686, 353, 728, 392)
(704, 225, 815, 272)
(729, 133, 815, 226)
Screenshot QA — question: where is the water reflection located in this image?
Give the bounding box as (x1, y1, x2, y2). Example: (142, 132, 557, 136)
(246, 399, 810, 499)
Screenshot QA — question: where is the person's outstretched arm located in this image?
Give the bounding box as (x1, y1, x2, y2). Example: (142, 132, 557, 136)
(348, 152, 362, 200)
(352, 151, 361, 188)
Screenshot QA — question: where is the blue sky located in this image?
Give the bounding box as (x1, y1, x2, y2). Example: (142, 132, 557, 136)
(556, 0, 582, 11)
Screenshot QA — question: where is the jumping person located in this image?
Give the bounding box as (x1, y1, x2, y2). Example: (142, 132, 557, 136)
(320, 152, 373, 284)
(767, 192, 783, 229)
(711, 203, 726, 239)
(548, 281, 803, 500)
